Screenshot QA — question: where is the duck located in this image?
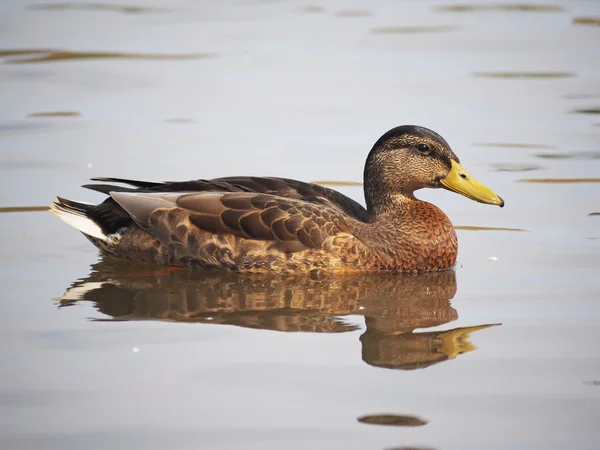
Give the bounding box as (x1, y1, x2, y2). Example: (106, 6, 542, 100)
(50, 125, 503, 273)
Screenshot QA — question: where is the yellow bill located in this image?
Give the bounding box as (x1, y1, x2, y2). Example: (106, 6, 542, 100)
(441, 160, 504, 207)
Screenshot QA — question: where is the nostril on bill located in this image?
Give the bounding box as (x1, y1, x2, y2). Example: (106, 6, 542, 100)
(460, 173, 467, 179)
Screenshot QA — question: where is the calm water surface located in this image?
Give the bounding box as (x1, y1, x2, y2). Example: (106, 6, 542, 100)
(1, 1, 599, 449)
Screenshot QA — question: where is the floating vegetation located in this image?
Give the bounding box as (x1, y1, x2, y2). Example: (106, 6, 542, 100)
(435, 4, 564, 12)
(336, 10, 372, 17)
(357, 414, 428, 427)
(3, 50, 216, 64)
(518, 178, 600, 183)
(476, 142, 555, 149)
(27, 111, 81, 118)
(455, 226, 527, 232)
(473, 72, 575, 79)
(573, 17, 600, 26)
(310, 180, 363, 186)
(371, 26, 459, 34)
(0, 49, 55, 57)
(27, 3, 168, 14)
(534, 151, 600, 160)
(0, 206, 48, 213)
(572, 107, 600, 115)
(490, 162, 542, 172)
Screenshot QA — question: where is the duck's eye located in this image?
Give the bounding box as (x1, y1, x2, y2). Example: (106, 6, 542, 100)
(417, 143, 431, 154)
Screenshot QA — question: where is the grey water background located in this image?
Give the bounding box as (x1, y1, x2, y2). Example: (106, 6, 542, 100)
(1, 1, 599, 449)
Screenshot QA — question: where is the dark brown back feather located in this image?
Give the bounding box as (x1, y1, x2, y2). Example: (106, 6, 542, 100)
(83, 176, 368, 236)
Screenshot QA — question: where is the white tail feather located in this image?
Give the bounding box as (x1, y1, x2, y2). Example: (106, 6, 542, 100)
(54, 282, 108, 301)
(50, 203, 107, 241)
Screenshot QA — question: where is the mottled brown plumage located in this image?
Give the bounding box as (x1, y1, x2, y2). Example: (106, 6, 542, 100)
(51, 125, 504, 273)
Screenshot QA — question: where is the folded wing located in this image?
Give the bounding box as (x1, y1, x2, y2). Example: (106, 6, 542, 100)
(110, 190, 353, 251)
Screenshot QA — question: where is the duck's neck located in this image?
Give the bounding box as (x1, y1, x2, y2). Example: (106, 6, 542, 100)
(368, 192, 452, 231)
(365, 193, 458, 272)
(366, 191, 416, 220)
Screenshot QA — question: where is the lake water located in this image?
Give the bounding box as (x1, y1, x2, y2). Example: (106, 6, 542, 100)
(1, 1, 599, 449)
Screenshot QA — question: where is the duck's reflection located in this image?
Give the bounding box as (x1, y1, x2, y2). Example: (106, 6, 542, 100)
(56, 258, 498, 370)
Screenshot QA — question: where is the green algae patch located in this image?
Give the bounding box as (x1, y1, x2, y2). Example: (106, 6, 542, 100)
(0, 206, 49, 213)
(436, 4, 564, 12)
(27, 111, 81, 118)
(28, 3, 169, 14)
(5, 50, 216, 64)
(455, 226, 527, 232)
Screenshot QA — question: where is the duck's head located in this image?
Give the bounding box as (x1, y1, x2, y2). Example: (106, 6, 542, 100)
(363, 125, 504, 213)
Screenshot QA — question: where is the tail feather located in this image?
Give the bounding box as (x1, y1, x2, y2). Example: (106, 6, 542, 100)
(89, 177, 163, 189)
(82, 184, 138, 195)
(50, 198, 107, 241)
(56, 196, 93, 212)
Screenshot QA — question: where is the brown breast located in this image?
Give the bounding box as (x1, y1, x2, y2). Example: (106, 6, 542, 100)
(350, 200, 458, 272)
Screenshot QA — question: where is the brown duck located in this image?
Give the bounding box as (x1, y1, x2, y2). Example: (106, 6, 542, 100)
(51, 125, 503, 273)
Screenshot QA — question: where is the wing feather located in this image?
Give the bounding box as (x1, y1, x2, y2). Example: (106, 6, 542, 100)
(76, 176, 366, 239)
(109, 190, 351, 251)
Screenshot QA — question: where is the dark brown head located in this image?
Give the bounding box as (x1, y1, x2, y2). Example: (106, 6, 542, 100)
(363, 125, 503, 214)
